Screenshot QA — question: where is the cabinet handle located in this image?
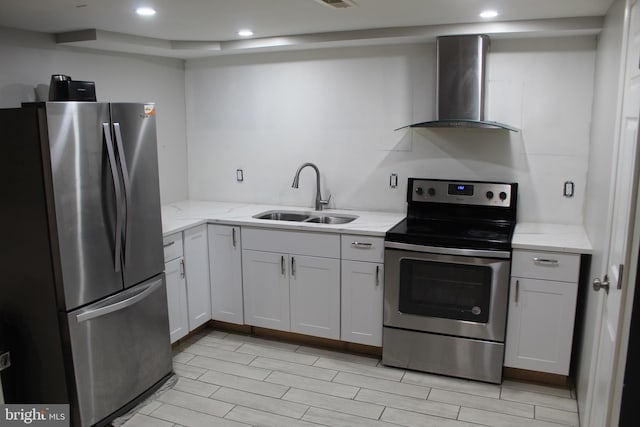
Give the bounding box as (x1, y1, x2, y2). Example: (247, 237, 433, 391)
(163, 241, 175, 248)
(533, 257, 559, 266)
(291, 257, 296, 278)
(281, 256, 285, 276)
(351, 242, 373, 249)
(180, 259, 185, 279)
(232, 228, 237, 248)
(515, 279, 519, 304)
(375, 265, 380, 287)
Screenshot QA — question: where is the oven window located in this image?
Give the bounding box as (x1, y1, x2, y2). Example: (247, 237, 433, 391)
(399, 259, 492, 323)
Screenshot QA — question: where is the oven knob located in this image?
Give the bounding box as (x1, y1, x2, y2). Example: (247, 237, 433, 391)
(486, 191, 494, 199)
(415, 187, 424, 195)
(427, 187, 436, 196)
(499, 191, 508, 201)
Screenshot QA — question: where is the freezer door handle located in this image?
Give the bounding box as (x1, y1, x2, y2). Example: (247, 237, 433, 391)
(113, 122, 132, 268)
(103, 123, 123, 273)
(75, 279, 161, 323)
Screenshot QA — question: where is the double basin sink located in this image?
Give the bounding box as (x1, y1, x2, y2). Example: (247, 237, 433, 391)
(253, 210, 357, 224)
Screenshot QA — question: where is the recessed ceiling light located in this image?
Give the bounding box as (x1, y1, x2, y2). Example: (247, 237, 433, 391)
(136, 7, 156, 16)
(479, 10, 499, 19)
(238, 29, 254, 37)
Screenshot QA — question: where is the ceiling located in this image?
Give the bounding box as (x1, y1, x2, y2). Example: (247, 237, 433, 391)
(0, 0, 615, 58)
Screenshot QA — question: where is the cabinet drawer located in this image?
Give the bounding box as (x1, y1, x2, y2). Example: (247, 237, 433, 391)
(341, 235, 384, 263)
(242, 228, 339, 258)
(512, 249, 580, 282)
(163, 232, 183, 262)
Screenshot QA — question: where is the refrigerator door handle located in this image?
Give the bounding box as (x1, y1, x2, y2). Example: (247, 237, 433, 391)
(113, 123, 132, 268)
(103, 123, 123, 273)
(75, 279, 161, 323)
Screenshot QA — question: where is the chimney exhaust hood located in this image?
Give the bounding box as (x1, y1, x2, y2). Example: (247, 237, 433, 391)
(399, 34, 519, 132)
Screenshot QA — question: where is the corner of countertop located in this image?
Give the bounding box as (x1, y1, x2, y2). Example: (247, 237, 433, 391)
(512, 222, 593, 254)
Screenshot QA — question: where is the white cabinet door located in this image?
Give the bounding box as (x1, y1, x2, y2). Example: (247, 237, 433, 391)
(208, 224, 243, 324)
(290, 255, 341, 340)
(504, 277, 578, 375)
(183, 224, 211, 330)
(341, 260, 383, 346)
(242, 249, 290, 331)
(164, 257, 189, 343)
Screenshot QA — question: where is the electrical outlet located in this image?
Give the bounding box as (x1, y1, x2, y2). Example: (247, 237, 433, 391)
(390, 173, 398, 188)
(236, 169, 244, 182)
(563, 181, 574, 198)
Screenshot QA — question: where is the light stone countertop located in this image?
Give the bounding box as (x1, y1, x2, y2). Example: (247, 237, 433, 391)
(163, 200, 594, 254)
(512, 222, 593, 254)
(162, 200, 406, 237)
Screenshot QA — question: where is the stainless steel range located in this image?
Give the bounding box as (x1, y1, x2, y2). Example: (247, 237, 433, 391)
(382, 178, 518, 384)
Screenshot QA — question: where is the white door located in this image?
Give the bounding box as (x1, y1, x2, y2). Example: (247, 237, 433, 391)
(341, 260, 384, 346)
(588, 1, 640, 424)
(208, 225, 244, 324)
(242, 250, 290, 331)
(183, 224, 211, 330)
(504, 277, 578, 375)
(290, 255, 341, 339)
(164, 257, 189, 343)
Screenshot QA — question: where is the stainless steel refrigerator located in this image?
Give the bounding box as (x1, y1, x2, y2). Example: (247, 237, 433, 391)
(0, 102, 172, 426)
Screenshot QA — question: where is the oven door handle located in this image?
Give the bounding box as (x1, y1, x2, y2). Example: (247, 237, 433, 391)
(384, 241, 511, 259)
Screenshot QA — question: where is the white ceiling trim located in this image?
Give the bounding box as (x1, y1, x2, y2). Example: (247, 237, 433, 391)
(54, 16, 604, 59)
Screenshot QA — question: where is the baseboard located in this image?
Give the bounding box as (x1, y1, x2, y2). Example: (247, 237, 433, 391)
(503, 367, 570, 387)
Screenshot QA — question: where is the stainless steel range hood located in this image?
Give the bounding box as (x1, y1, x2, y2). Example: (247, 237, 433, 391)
(399, 34, 519, 132)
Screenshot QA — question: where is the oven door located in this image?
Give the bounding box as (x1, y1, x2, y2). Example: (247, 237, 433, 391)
(384, 243, 511, 342)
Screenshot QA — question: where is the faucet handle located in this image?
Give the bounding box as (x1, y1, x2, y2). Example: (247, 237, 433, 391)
(320, 193, 332, 208)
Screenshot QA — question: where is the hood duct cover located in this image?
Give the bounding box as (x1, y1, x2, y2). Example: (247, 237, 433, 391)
(400, 34, 519, 132)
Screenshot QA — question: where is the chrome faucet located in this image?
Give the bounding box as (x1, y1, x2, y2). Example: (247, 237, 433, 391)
(291, 162, 331, 211)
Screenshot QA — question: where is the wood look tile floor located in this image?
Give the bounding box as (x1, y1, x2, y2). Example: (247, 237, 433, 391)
(120, 329, 580, 427)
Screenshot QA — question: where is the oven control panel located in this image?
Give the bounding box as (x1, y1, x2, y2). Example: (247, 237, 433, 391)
(410, 179, 516, 207)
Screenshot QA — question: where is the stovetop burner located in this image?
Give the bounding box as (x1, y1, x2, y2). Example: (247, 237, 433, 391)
(386, 178, 518, 252)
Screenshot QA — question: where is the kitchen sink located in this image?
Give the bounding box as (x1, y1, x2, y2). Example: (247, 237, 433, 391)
(253, 210, 357, 224)
(254, 211, 310, 221)
(305, 215, 356, 224)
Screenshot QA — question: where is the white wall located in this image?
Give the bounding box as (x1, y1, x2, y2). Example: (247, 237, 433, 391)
(578, 0, 626, 423)
(0, 27, 189, 204)
(185, 37, 596, 223)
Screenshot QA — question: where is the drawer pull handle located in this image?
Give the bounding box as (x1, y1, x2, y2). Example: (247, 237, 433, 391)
(163, 241, 175, 248)
(533, 258, 559, 266)
(352, 242, 373, 249)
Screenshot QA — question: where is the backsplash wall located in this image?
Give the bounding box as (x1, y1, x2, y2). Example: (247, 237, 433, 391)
(186, 36, 595, 224)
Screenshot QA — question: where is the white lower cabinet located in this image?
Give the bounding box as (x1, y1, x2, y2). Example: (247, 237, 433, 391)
(183, 224, 211, 331)
(208, 224, 244, 324)
(290, 255, 340, 339)
(341, 260, 383, 346)
(163, 232, 188, 343)
(164, 256, 189, 342)
(241, 228, 341, 339)
(340, 234, 385, 346)
(242, 250, 290, 331)
(505, 249, 581, 375)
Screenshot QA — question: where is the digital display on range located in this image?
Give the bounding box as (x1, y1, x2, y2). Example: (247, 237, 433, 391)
(448, 184, 474, 196)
